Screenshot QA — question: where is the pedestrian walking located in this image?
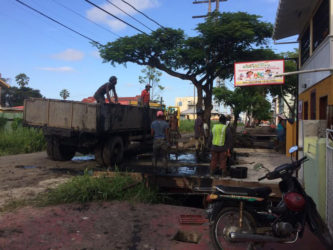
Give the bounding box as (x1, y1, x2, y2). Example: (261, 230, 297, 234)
(151, 111, 170, 173)
(210, 114, 232, 177)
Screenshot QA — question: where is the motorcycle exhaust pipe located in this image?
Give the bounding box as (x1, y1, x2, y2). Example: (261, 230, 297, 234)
(229, 232, 291, 243)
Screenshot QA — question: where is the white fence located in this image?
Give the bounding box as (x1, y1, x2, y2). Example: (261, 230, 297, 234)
(326, 129, 333, 234)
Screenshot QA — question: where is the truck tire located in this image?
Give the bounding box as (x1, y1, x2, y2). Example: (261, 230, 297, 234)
(47, 137, 76, 161)
(94, 143, 105, 166)
(103, 136, 124, 167)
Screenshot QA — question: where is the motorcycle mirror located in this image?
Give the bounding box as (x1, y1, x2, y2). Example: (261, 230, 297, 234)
(289, 146, 298, 154)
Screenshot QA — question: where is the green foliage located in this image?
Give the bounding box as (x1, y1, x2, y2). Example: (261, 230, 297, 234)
(98, 12, 273, 124)
(15, 73, 30, 88)
(0, 115, 6, 130)
(179, 119, 194, 133)
(11, 117, 23, 130)
(1, 86, 42, 107)
(40, 170, 159, 205)
(59, 89, 70, 100)
(0, 127, 46, 156)
(213, 86, 271, 130)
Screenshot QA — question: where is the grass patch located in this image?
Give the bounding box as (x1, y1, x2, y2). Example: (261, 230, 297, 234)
(0, 126, 46, 156)
(179, 120, 194, 133)
(38, 170, 160, 206)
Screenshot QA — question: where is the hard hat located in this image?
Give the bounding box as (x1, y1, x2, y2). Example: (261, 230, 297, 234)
(157, 111, 164, 117)
(109, 76, 117, 83)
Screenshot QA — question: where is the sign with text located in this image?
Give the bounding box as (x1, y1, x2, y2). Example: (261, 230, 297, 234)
(234, 60, 285, 87)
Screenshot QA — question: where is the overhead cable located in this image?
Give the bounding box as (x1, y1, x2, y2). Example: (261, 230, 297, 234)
(85, 0, 148, 35)
(106, 0, 153, 32)
(51, 0, 120, 38)
(120, 0, 165, 29)
(16, 0, 101, 45)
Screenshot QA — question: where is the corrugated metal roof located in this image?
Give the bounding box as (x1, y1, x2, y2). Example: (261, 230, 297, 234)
(273, 0, 318, 40)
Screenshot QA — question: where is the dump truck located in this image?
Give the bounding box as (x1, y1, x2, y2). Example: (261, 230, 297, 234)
(23, 98, 158, 166)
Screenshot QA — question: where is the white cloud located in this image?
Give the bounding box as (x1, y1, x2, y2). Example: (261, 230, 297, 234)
(86, 0, 159, 31)
(51, 49, 84, 61)
(37, 67, 74, 72)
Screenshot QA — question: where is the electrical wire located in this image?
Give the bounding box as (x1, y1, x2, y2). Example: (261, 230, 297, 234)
(105, 0, 153, 32)
(85, 0, 148, 35)
(50, 0, 120, 38)
(16, 0, 102, 45)
(120, 0, 165, 29)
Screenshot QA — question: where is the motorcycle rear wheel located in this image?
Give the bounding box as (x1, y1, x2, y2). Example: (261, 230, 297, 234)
(210, 207, 256, 250)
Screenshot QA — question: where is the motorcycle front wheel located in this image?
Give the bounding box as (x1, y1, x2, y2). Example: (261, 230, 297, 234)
(210, 207, 256, 250)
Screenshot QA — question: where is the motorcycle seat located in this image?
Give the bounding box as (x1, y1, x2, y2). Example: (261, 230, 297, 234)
(215, 185, 272, 198)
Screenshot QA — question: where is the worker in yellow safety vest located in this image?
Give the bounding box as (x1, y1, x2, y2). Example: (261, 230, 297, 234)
(210, 114, 232, 177)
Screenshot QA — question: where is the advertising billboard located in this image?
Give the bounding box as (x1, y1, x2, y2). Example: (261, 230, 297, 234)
(234, 60, 285, 87)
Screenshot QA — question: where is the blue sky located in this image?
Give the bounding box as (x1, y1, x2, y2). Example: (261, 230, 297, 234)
(0, 0, 297, 106)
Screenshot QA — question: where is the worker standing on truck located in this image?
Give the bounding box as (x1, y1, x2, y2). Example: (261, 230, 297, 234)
(94, 76, 118, 104)
(151, 111, 169, 173)
(141, 84, 152, 107)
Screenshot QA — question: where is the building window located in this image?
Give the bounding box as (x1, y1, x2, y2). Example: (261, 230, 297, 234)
(178, 101, 182, 106)
(310, 90, 316, 120)
(304, 101, 308, 120)
(300, 26, 310, 65)
(319, 96, 328, 120)
(313, 0, 329, 51)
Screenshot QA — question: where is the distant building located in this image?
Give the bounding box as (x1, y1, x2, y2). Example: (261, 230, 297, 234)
(272, 94, 295, 125)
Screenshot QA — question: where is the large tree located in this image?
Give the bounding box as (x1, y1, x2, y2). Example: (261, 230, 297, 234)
(1, 74, 42, 107)
(98, 12, 272, 126)
(15, 73, 30, 88)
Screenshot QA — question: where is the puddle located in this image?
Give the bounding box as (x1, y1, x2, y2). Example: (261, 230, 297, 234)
(15, 165, 37, 169)
(176, 166, 196, 175)
(169, 153, 197, 163)
(49, 168, 84, 175)
(71, 155, 95, 161)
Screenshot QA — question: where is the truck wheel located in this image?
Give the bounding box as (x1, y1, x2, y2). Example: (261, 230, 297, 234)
(47, 137, 76, 161)
(103, 136, 124, 167)
(94, 143, 105, 166)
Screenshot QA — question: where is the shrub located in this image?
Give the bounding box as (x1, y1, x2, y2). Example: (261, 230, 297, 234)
(0, 127, 46, 156)
(40, 170, 160, 205)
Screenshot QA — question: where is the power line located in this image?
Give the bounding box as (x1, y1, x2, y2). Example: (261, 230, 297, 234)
(15, 0, 101, 45)
(105, 0, 153, 32)
(85, 0, 148, 35)
(120, 0, 165, 29)
(50, 0, 120, 38)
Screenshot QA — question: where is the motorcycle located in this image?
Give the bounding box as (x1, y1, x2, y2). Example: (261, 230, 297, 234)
(206, 146, 333, 250)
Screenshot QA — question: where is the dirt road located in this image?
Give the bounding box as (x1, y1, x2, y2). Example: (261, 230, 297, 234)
(0, 152, 98, 209)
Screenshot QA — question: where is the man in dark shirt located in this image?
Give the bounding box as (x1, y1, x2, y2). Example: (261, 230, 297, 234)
(94, 76, 118, 104)
(151, 111, 169, 173)
(210, 115, 232, 177)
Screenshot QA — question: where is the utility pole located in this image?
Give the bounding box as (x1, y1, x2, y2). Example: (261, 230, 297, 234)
(192, 0, 227, 18)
